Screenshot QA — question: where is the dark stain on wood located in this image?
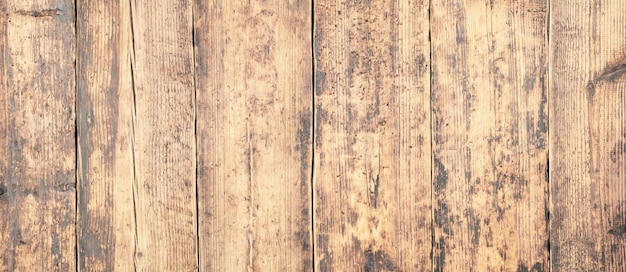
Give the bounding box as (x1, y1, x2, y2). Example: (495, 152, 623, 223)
(317, 234, 333, 272)
(608, 225, 626, 237)
(467, 208, 480, 245)
(14, 8, 61, 17)
(434, 237, 446, 272)
(516, 262, 544, 272)
(433, 156, 448, 190)
(315, 70, 326, 96)
(610, 140, 625, 163)
(363, 248, 397, 272)
(296, 113, 313, 265)
(435, 199, 453, 236)
(597, 62, 626, 82)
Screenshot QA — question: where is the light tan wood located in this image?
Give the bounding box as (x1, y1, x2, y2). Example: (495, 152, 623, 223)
(550, 1, 626, 270)
(431, 0, 549, 270)
(129, 0, 198, 270)
(313, 0, 432, 270)
(0, 0, 76, 270)
(76, 0, 135, 270)
(194, 1, 313, 270)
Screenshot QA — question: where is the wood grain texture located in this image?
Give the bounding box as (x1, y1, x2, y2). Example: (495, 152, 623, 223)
(76, 0, 135, 270)
(194, 1, 313, 270)
(550, 1, 626, 270)
(431, 0, 549, 271)
(0, 0, 76, 270)
(313, 0, 431, 271)
(129, 0, 197, 270)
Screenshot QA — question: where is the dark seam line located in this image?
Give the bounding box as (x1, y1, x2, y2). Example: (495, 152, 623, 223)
(191, 3, 201, 271)
(310, 0, 316, 271)
(546, 0, 551, 270)
(74, 0, 79, 270)
(428, 0, 435, 271)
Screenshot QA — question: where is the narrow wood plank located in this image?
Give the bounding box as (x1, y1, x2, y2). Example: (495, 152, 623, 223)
(195, 1, 313, 270)
(313, 1, 431, 270)
(76, 0, 135, 270)
(130, 0, 197, 270)
(431, 0, 549, 270)
(0, 0, 76, 270)
(550, 1, 626, 270)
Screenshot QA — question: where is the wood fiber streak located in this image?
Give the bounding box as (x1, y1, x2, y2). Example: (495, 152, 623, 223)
(431, 0, 549, 271)
(314, 0, 431, 271)
(0, 0, 76, 270)
(194, 1, 313, 271)
(550, 1, 626, 270)
(130, 0, 198, 270)
(76, 0, 135, 270)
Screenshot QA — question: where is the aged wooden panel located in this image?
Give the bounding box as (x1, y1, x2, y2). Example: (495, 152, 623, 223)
(128, 0, 198, 270)
(431, 0, 549, 271)
(550, 1, 626, 270)
(0, 0, 76, 270)
(76, 0, 135, 270)
(194, 0, 313, 270)
(314, 0, 431, 271)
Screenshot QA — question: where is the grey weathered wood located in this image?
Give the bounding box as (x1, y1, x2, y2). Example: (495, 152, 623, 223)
(431, 0, 549, 270)
(550, 0, 626, 270)
(194, 0, 313, 270)
(0, 0, 77, 270)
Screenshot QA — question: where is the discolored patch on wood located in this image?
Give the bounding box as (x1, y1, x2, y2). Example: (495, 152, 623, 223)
(433, 156, 448, 190)
(317, 234, 334, 271)
(597, 62, 626, 82)
(610, 140, 626, 163)
(363, 248, 398, 272)
(608, 225, 626, 237)
(516, 262, 545, 272)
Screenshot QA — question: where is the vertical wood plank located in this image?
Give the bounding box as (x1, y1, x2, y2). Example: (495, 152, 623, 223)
(76, 0, 135, 270)
(431, 0, 549, 270)
(130, 0, 197, 270)
(314, 0, 432, 270)
(195, 1, 313, 270)
(550, 1, 626, 270)
(0, 0, 76, 270)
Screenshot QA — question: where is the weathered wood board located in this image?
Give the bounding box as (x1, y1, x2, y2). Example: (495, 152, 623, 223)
(314, 0, 432, 271)
(123, 0, 199, 270)
(431, 0, 549, 270)
(76, 0, 135, 270)
(194, 1, 313, 271)
(0, 0, 77, 270)
(550, 0, 626, 270)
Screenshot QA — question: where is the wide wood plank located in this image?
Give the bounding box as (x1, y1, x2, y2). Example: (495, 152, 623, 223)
(76, 0, 135, 270)
(129, 0, 197, 270)
(430, 0, 549, 270)
(550, 1, 626, 270)
(0, 0, 76, 270)
(313, 1, 432, 270)
(194, 1, 313, 270)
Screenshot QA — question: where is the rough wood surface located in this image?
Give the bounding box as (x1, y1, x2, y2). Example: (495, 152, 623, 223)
(550, 1, 626, 270)
(129, 0, 198, 270)
(0, 0, 76, 270)
(430, 0, 549, 270)
(76, 0, 135, 270)
(313, 0, 432, 271)
(194, 1, 313, 271)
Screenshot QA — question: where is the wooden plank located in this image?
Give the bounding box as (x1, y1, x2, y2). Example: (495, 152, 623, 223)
(76, 0, 135, 270)
(313, 0, 431, 270)
(550, 1, 626, 270)
(430, 0, 549, 270)
(0, 0, 76, 270)
(194, 1, 313, 270)
(129, 0, 197, 270)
